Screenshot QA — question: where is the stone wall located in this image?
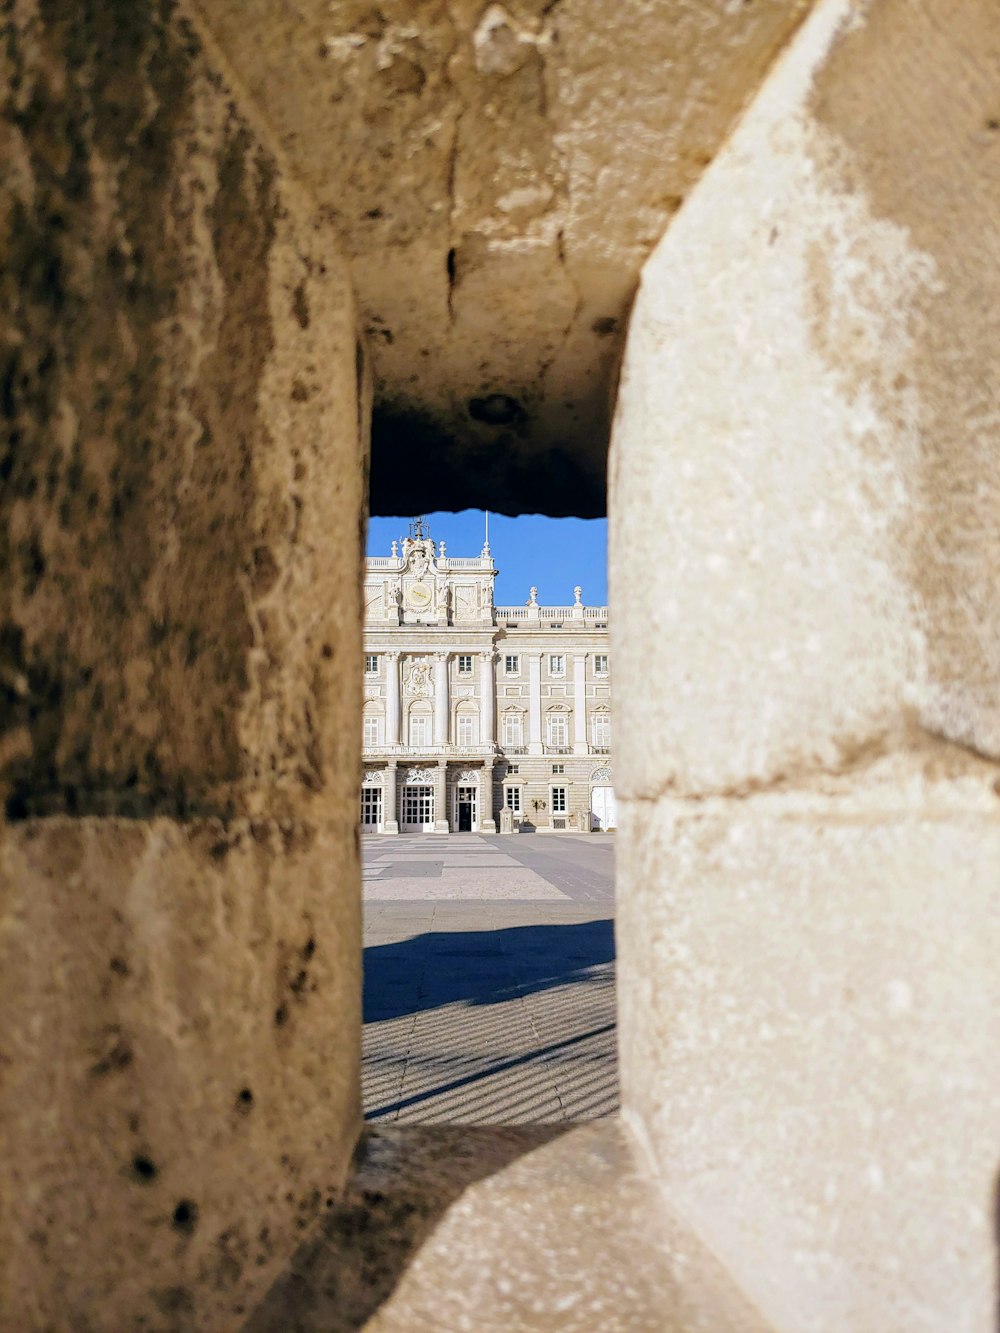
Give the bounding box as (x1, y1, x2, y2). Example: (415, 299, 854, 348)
(1, 2, 368, 1327)
(192, 0, 811, 517)
(611, 0, 1000, 1327)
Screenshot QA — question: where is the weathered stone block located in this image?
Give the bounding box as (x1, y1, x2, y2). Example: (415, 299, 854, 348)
(1, 816, 360, 1330)
(611, 0, 1000, 798)
(611, 1, 1000, 1327)
(193, 0, 810, 516)
(1, 2, 367, 1327)
(618, 761, 1000, 1332)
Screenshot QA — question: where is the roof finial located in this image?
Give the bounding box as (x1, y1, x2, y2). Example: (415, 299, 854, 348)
(482, 510, 491, 558)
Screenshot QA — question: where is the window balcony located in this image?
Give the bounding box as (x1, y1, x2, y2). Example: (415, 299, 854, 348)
(501, 744, 527, 754)
(361, 743, 497, 758)
(543, 744, 572, 755)
(590, 744, 611, 754)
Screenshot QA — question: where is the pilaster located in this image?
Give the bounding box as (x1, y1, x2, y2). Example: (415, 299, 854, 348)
(572, 653, 588, 754)
(434, 651, 449, 744)
(479, 649, 496, 746)
(528, 652, 542, 755)
(385, 650, 401, 745)
(433, 758, 450, 833)
(480, 760, 497, 833)
(382, 761, 399, 834)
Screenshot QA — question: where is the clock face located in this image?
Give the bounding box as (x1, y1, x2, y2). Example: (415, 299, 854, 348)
(407, 582, 432, 609)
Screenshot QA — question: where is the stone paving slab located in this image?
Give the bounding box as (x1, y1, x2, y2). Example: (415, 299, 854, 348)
(363, 834, 616, 1125)
(365, 871, 569, 900)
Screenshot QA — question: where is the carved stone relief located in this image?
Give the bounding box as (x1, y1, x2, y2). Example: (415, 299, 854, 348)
(404, 659, 433, 696)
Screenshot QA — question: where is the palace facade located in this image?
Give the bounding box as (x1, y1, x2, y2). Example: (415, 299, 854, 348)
(361, 523, 614, 834)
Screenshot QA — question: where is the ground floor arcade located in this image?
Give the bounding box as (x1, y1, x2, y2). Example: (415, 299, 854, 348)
(361, 759, 617, 834)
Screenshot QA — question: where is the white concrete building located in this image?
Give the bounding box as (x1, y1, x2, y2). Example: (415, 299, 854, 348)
(361, 520, 614, 834)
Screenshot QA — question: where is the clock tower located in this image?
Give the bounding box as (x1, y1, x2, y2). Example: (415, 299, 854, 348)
(363, 517, 497, 626)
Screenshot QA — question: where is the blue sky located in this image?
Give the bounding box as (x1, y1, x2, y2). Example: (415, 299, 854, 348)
(367, 510, 608, 606)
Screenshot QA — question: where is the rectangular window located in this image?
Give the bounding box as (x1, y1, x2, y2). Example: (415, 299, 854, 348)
(504, 654, 519, 675)
(551, 786, 567, 814)
(457, 655, 473, 675)
(594, 654, 608, 675)
(547, 713, 568, 747)
(456, 714, 477, 746)
(507, 764, 519, 775)
(363, 716, 380, 747)
(502, 713, 523, 748)
(551, 763, 564, 774)
(505, 785, 522, 814)
(592, 713, 611, 748)
(549, 654, 565, 675)
(364, 654, 378, 674)
(410, 715, 429, 747)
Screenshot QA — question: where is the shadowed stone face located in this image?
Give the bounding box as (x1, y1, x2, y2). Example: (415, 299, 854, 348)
(1, 10, 365, 1328)
(193, 0, 811, 516)
(1, 0, 364, 821)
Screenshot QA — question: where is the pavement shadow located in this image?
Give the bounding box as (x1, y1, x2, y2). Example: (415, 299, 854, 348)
(244, 1125, 570, 1333)
(363, 918, 615, 1022)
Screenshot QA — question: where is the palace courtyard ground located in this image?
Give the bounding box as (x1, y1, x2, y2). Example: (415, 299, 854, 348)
(362, 834, 617, 1125)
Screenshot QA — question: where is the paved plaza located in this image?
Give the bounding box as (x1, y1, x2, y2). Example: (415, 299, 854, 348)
(363, 833, 617, 1124)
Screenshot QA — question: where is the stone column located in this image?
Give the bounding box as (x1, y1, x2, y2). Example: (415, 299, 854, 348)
(433, 758, 450, 833)
(528, 652, 542, 754)
(385, 650, 401, 745)
(611, 2, 1000, 1327)
(479, 760, 497, 833)
(0, 23, 368, 1326)
(433, 651, 449, 745)
(572, 653, 587, 753)
(479, 649, 496, 746)
(382, 761, 399, 834)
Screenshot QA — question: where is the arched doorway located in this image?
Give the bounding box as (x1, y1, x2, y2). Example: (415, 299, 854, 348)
(400, 766, 435, 831)
(589, 765, 617, 831)
(452, 767, 480, 832)
(361, 769, 384, 833)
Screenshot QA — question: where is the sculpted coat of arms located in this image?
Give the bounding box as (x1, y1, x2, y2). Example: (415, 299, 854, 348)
(403, 537, 434, 579)
(405, 659, 433, 696)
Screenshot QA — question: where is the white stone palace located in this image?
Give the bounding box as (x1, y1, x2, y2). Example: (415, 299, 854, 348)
(361, 519, 614, 834)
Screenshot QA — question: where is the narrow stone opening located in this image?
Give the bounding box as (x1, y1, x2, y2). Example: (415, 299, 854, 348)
(358, 508, 616, 1128)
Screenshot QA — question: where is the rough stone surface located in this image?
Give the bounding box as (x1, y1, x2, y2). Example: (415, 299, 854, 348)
(246, 1125, 567, 1331)
(1, 3, 366, 1328)
(193, 0, 811, 516)
(2, 0, 368, 823)
(2, 817, 361, 1332)
(248, 1123, 771, 1331)
(366, 1121, 771, 1332)
(611, 1, 1000, 1327)
(618, 770, 1000, 1333)
(611, 0, 1000, 798)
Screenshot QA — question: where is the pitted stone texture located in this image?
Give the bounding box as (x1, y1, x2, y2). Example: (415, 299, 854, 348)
(1, 3, 366, 1329)
(611, 0, 1000, 798)
(245, 1126, 567, 1331)
(1, 815, 361, 1332)
(2, 0, 368, 823)
(808, 0, 1000, 772)
(611, 1, 1000, 1327)
(365, 1121, 769, 1331)
(193, 0, 811, 517)
(617, 770, 1000, 1333)
(247, 1123, 770, 1331)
